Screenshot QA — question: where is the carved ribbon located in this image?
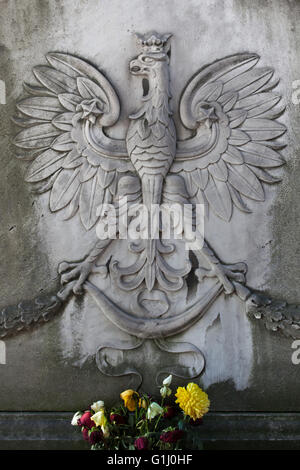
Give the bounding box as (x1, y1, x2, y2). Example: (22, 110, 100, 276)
(95, 337, 205, 386)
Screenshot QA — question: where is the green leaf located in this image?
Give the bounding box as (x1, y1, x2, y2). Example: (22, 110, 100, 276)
(128, 413, 135, 428)
(178, 419, 185, 430)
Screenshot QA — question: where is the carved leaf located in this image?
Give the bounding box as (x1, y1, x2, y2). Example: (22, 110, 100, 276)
(192, 82, 223, 113)
(46, 53, 81, 78)
(223, 67, 274, 98)
(228, 109, 247, 128)
(257, 77, 279, 93)
(208, 160, 228, 182)
(33, 66, 77, 94)
(218, 91, 238, 112)
(12, 116, 47, 128)
(58, 93, 82, 112)
(260, 140, 286, 150)
(80, 176, 106, 230)
(79, 162, 98, 182)
(204, 174, 232, 221)
(236, 92, 281, 118)
(52, 113, 73, 131)
(228, 164, 264, 201)
(51, 132, 74, 151)
(228, 185, 251, 213)
(47, 52, 110, 86)
(223, 145, 244, 164)
(14, 123, 61, 149)
(25, 149, 66, 182)
(249, 166, 281, 183)
(241, 118, 286, 141)
(62, 149, 84, 169)
(77, 77, 107, 105)
(23, 82, 56, 97)
(31, 171, 61, 194)
(97, 167, 116, 189)
(228, 129, 250, 146)
(257, 105, 285, 120)
(61, 187, 81, 220)
(183, 171, 197, 197)
(191, 168, 208, 190)
(241, 142, 285, 168)
(15, 148, 41, 161)
(50, 168, 81, 211)
(17, 96, 62, 120)
(213, 54, 259, 83)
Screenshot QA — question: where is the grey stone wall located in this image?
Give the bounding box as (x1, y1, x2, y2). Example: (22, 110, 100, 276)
(0, 0, 299, 422)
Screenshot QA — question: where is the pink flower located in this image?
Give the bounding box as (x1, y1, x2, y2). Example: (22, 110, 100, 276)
(160, 429, 184, 443)
(78, 411, 94, 429)
(110, 413, 126, 425)
(163, 406, 176, 419)
(134, 437, 149, 450)
(82, 428, 89, 441)
(89, 430, 103, 444)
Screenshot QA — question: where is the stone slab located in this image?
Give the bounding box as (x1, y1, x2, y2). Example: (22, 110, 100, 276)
(0, 0, 299, 413)
(0, 412, 299, 450)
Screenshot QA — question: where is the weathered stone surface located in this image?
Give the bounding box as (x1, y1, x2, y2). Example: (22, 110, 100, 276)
(0, 0, 300, 417)
(0, 412, 299, 450)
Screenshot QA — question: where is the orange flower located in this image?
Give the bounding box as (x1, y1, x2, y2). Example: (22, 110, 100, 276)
(120, 389, 139, 412)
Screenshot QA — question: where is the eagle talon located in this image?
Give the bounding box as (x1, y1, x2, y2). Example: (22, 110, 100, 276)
(196, 261, 247, 296)
(58, 259, 94, 295)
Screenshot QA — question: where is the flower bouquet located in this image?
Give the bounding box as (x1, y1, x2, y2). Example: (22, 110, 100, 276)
(71, 375, 209, 450)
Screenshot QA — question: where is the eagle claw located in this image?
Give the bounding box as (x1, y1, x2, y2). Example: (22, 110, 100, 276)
(196, 261, 247, 295)
(58, 259, 94, 295)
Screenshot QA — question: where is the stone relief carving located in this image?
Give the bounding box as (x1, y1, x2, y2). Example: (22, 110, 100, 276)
(2, 32, 297, 380)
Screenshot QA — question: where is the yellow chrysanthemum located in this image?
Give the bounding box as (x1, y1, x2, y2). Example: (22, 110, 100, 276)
(175, 383, 210, 421)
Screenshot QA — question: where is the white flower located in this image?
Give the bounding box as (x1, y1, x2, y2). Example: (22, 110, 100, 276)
(91, 400, 105, 413)
(101, 425, 110, 438)
(160, 386, 172, 398)
(146, 402, 164, 420)
(163, 375, 173, 387)
(71, 411, 82, 426)
(91, 409, 107, 427)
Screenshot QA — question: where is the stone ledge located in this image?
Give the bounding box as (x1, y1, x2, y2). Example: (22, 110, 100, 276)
(0, 412, 300, 450)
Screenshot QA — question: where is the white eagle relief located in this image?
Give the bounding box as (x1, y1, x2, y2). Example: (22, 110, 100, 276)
(13, 33, 286, 339)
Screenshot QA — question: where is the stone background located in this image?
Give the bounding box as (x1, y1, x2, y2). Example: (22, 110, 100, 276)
(0, 0, 299, 412)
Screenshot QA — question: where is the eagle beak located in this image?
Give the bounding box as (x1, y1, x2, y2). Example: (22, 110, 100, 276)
(130, 60, 141, 74)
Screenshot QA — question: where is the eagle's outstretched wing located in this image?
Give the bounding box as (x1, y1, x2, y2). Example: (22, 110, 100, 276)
(13, 52, 134, 230)
(171, 53, 286, 221)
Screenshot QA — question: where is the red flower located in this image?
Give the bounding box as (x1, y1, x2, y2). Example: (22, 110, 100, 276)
(82, 427, 89, 441)
(163, 406, 176, 419)
(160, 429, 184, 443)
(189, 417, 203, 426)
(78, 411, 94, 429)
(110, 413, 126, 425)
(89, 430, 103, 445)
(134, 437, 149, 450)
